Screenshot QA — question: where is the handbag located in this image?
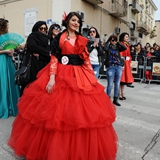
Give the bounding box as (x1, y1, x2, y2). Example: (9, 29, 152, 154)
(15, 51, 32, 86)
(120, 57, 124, 67)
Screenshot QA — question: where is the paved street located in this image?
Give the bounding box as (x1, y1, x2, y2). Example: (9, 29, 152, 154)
(0, 80, 160, 160)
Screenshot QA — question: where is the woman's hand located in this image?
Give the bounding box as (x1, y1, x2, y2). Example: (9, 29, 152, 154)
(46, 74, 55, 94)
(4, 49, 14, 55)
(20, 43, 25, 49)
(93, 42, 98, 47)
(33, 53, 39, 60)
(5, 50, 14, 56)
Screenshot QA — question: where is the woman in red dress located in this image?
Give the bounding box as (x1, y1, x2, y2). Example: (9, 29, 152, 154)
(119, 32, 134, 100)
(8, 12, 117, 160)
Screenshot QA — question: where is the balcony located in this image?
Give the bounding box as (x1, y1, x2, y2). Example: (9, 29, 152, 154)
(109, 1, 127, 17)
(143, 25, 152, 35)
(131, 2, 142, 14)
(130, 30, 139, 39)
(150, 30, 156, 38)
(82, 0, 103, 5)
(143, 30, 150, 35)
(137, 20, 147, 32)
(0, 0, 22, 5)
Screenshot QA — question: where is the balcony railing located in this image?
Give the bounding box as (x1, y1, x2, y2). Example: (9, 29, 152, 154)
(137, 20, 147, 32)
(130, 30, 139, 39)
(150, 30, 156, 38)
(0, 0, 22, 5)
(144, 25, 152, 35)
(131, 2, 142, 13)
(82, 0, 103, 5)
(110, 1, 127, 17)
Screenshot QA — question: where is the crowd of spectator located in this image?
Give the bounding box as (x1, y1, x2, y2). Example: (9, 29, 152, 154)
(129, 42, 160, 81)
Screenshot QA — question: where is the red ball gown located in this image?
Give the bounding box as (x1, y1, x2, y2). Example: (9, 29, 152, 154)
(8, 32, 118, 160)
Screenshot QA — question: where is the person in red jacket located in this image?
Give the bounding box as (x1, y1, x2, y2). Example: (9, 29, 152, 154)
(119, 32, 134, 100)
(145, 46, 153, 81)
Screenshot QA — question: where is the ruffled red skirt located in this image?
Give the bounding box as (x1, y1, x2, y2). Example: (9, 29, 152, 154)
(8, 63, 118, 160)
(121, 60, 134, 83)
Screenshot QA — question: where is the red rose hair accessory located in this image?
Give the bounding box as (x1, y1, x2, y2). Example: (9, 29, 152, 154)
(62, 11, 67, 21)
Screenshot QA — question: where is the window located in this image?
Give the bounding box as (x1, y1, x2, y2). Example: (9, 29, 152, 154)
(139, 33, 143, 38)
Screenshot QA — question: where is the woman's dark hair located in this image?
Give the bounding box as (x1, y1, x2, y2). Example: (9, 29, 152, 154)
(119, 32, 129, 42)
(145, 42, 151, 47)
(48, 23, 61, 41)
(87, 27, 100, 38)
(106, 35, 117, 44)
(62, 12, 83, 35)
(153, 43, 157, 47)
(135, 42, 146, 52)
(0, 18, 9, 35)
(130, 45, 135, 50)
(136, 42, 142, 48)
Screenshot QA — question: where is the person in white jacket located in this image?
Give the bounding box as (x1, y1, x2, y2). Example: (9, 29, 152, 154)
(86, 27, 103, 78)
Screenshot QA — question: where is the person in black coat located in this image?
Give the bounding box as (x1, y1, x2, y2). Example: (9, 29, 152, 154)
(104, 35, 126, 106)
(132, 42, 146, 79)
(21, 21, 50, 95)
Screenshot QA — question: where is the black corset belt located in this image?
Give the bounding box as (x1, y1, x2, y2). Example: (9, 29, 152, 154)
(59, 54, 84, 66)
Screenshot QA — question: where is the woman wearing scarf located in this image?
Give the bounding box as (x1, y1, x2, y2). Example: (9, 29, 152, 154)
(20, 21, 50, 94)
(104, 35, 126, 106)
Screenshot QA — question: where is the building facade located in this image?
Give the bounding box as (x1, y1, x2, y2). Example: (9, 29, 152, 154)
(154, 20, 160, 44)
(128, 0, 158, 46)
(0, 0, 158, 46)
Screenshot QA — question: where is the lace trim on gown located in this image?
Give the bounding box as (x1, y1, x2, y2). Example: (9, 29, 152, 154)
(49, 56, 58, 75)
